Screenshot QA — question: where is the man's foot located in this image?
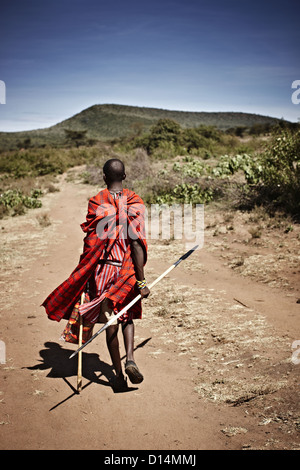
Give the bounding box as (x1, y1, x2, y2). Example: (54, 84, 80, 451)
(125, 360, 144, 384)
(109, 374, 128, 393)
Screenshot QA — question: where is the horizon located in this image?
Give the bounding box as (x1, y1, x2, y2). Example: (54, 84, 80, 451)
(0, 102, 288, 135)
(1, 0, 299, 132)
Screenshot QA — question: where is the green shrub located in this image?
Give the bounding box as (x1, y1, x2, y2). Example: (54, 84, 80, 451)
(34, 153, 67, 175)
(151, 141, 179, 159)
(234, 129, 300, 217)
(0, 188, 43, 217)
(150, 183, 214, 205)
(135, 118, 182, 155)
(212, 154, 255, 178)
(134, 121, 224, 156)
(173, 158, 205, 177)
(181, 128, 208, 152)
(256, 130, 300, 186)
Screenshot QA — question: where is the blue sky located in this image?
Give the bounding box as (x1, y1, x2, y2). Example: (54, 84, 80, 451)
(0, 0, 299, 131)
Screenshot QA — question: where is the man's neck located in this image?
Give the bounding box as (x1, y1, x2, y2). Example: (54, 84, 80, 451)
(107, 183, 123, 193)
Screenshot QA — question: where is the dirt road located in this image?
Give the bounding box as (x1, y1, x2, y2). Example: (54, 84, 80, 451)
(0, 173, 299, 450)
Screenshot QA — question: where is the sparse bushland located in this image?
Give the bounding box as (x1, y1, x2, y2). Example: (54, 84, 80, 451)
(131, 121, 299, 220)
(0, 145, 105, 218)
(129, 118, 261, 159)
(0, 120, 299, 223)
(0, 145, 105, 178)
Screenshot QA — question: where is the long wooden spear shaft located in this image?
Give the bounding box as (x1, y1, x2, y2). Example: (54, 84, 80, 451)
(69, 244, 199, 360)
(77, 292, 85, 392)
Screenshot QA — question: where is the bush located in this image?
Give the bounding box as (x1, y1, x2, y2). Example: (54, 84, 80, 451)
(211, 153, 259, 182)
(253, 129, 300, 216)
(173, 158, 205, 178)
(181, 128, 208, 152)
(134, 121, 223, 156)
(257, 129, 300, 186)
(149, 183, 214, 205)
(233, 129, 300, 217)
(0, 188, 43, 217)
(135, 118, 182, 155)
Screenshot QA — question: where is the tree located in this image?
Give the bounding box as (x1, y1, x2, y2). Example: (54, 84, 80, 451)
(144, 119, 182, 154)
(64, 129, 87, 147)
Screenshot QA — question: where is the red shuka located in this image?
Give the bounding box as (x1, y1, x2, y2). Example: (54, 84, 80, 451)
(42, 188, 147, 322)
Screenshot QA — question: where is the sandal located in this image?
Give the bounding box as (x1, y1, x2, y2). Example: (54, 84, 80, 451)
(125, 360, 144, 384)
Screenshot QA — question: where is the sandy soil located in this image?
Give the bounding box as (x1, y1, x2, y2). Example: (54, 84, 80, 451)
(0, 171, 299, 450)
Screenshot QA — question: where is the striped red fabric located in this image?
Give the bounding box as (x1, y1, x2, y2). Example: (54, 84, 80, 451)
(78, 234, 129, 323)
(42, 188, 147, 323)
(78, 264, 121, 323)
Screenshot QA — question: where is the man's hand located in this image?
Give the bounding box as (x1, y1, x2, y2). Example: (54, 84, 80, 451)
(140, 286, 150, 298)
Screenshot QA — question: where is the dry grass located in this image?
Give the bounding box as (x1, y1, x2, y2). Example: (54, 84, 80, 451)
(0, 186, 62, 311)
(36, 213, 51, 228)
(143, 224, 300, 448)
(144, 263, 290, 405)
(204, 206, 300, 291)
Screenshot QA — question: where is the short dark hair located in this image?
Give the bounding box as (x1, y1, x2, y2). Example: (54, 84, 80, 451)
(103, 158, 125, 182)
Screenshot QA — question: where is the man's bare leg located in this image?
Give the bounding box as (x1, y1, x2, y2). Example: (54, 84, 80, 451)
(106, 324, 128, 391)
(122, 321, 144, 384)
(106, 324, 122, 376)
(122, 321, 135, 362)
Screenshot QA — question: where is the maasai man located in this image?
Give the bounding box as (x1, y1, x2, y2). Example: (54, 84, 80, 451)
(42, 158, 150, 392)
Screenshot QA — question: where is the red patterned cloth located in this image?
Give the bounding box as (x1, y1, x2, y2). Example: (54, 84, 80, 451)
(60, 294, 95, 344)
(42, 188, 147, 324)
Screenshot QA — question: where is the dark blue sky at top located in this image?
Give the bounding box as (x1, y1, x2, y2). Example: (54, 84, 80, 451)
(0, 0, 299, 131)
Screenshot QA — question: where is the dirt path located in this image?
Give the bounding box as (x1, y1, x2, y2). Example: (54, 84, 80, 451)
(0, 174, 299, 450)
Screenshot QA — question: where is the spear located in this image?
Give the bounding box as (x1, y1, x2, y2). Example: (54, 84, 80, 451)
(77, 292, 85, 392)
(69, 244, 199, 360)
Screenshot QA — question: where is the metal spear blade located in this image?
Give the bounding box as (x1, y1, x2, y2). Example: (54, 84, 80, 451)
(173, 244, 199, 266)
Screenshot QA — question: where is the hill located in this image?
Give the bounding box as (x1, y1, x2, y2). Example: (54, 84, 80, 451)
(0, 103, 284, 150)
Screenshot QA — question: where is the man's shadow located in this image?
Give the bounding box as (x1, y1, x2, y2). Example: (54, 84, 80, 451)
(25, 338, 151, 409)
(26, 341, 113, 384)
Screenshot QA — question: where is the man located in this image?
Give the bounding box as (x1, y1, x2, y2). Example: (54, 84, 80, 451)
(42, 158, 150, 392)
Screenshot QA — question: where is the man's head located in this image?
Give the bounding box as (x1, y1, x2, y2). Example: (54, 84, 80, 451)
(103, 158, 126, 185)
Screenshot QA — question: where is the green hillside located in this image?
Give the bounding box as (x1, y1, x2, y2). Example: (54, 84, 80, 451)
(0, 103, 284, 150)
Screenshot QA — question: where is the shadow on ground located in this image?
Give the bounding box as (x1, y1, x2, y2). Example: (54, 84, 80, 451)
(24, 338, 152, 408)
(26, 341, 113, 385)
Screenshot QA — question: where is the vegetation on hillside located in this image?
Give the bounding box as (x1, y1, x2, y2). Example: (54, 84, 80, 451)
(0, 103, 291, 151)
(0, 110, 299, 220)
